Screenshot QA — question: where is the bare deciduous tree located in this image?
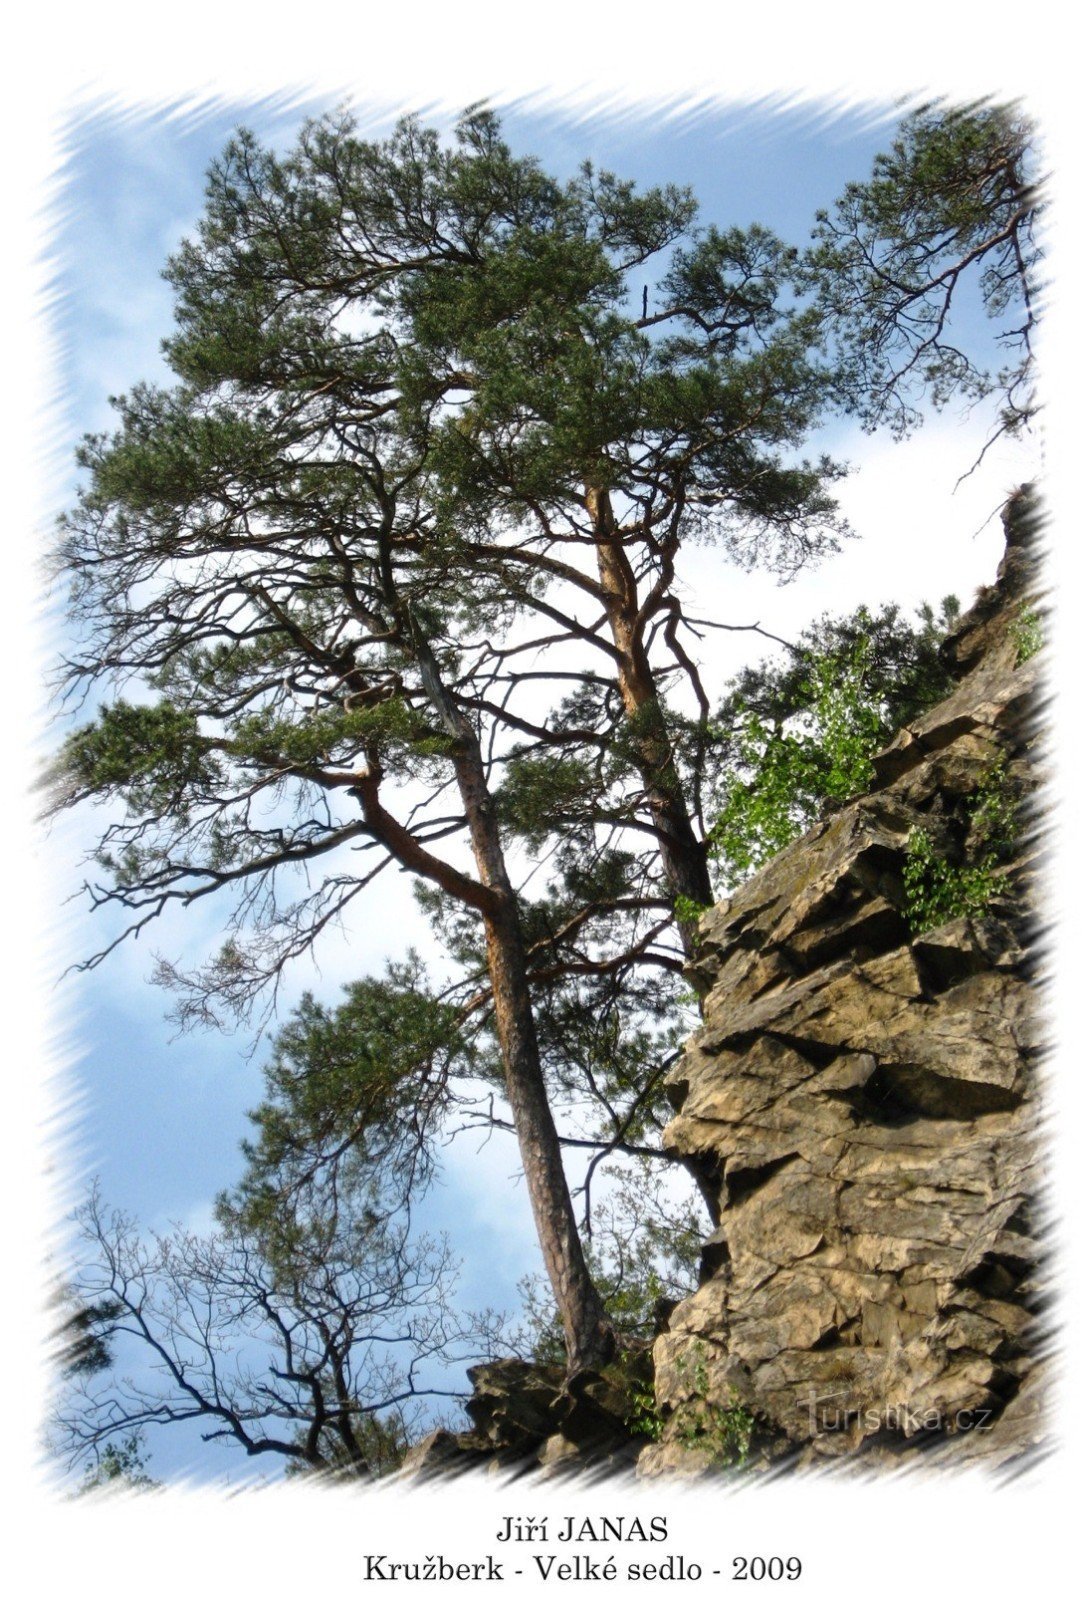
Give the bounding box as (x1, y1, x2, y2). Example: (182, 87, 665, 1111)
(55, 1181, 497, 1481)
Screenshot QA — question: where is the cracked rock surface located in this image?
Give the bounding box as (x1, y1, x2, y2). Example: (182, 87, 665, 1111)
(639, 487, 1047, 1474)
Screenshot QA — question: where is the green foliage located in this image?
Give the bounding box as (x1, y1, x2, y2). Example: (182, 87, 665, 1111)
(708, 635, 882, 888)
(806, 102, 1040, 441)
(1011, 605, 1043, 665)
(497, 752, 603, 850)
(903, 830, 997, 934)
(53, 701, 218, 814)
(54, 1287, 121, 1378)
(705, 599, 960, 894)
(626, 1369, 665, 1441)
(673, 893, 711, 929)
(676, 1391, 754, 1468)
(721, 598, 960, 736)
(77, 1433, 158, 1495)
(970, 757, 1021, 849)
(229, 700, 451, 779)
(902, 759, 1021, 934)
(228, 955, 469, 1235)
(672, 1341, 754, 1468)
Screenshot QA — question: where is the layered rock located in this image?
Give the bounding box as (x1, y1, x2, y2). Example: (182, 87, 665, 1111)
(639, 487, 1046, 1473)
(400, 1356, 647, 1478)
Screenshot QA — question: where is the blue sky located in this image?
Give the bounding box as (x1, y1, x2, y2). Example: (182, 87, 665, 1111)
(48, 94, 1040, 1485)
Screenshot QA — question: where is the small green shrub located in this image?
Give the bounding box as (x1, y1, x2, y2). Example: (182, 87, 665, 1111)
(672, 1340, 755, 1468)
(673, 893, 712, 929)
(903, 828, 1001, 933)
(708, 637, 883, 891)
(902, 759, 1020, 935)
(1011, 605, 1043, 665)
(627, 1372, 665, 1440)
(703, 599, 964, 900)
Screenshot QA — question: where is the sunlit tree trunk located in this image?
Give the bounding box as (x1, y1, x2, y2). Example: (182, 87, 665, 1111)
(412, 627, 613, 1372)
(587, 484, 713, 954)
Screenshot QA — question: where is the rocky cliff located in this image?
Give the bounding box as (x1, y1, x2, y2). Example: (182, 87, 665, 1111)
(405, 488, 1047, 1480)
(641, 485, 1046, 1475)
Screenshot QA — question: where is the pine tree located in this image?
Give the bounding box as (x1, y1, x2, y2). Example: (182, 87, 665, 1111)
(52, 108, 852, 1370)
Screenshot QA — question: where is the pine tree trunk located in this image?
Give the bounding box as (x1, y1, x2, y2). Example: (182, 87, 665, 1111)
(411, 626, 613, 1373)
(483, 891, 613, 1372)
(586, 486, 713, 953)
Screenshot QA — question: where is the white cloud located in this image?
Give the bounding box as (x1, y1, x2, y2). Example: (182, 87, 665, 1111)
(673, 416, 1041, 703)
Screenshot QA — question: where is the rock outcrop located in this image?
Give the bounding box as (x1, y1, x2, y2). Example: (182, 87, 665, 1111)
(639, 486, 1046, 1474)
(401, 1356, 648, 1478)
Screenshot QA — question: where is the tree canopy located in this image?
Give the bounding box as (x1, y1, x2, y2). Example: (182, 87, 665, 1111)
(52, 104, 850, 1374)
(806, 100, 1041, 454)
